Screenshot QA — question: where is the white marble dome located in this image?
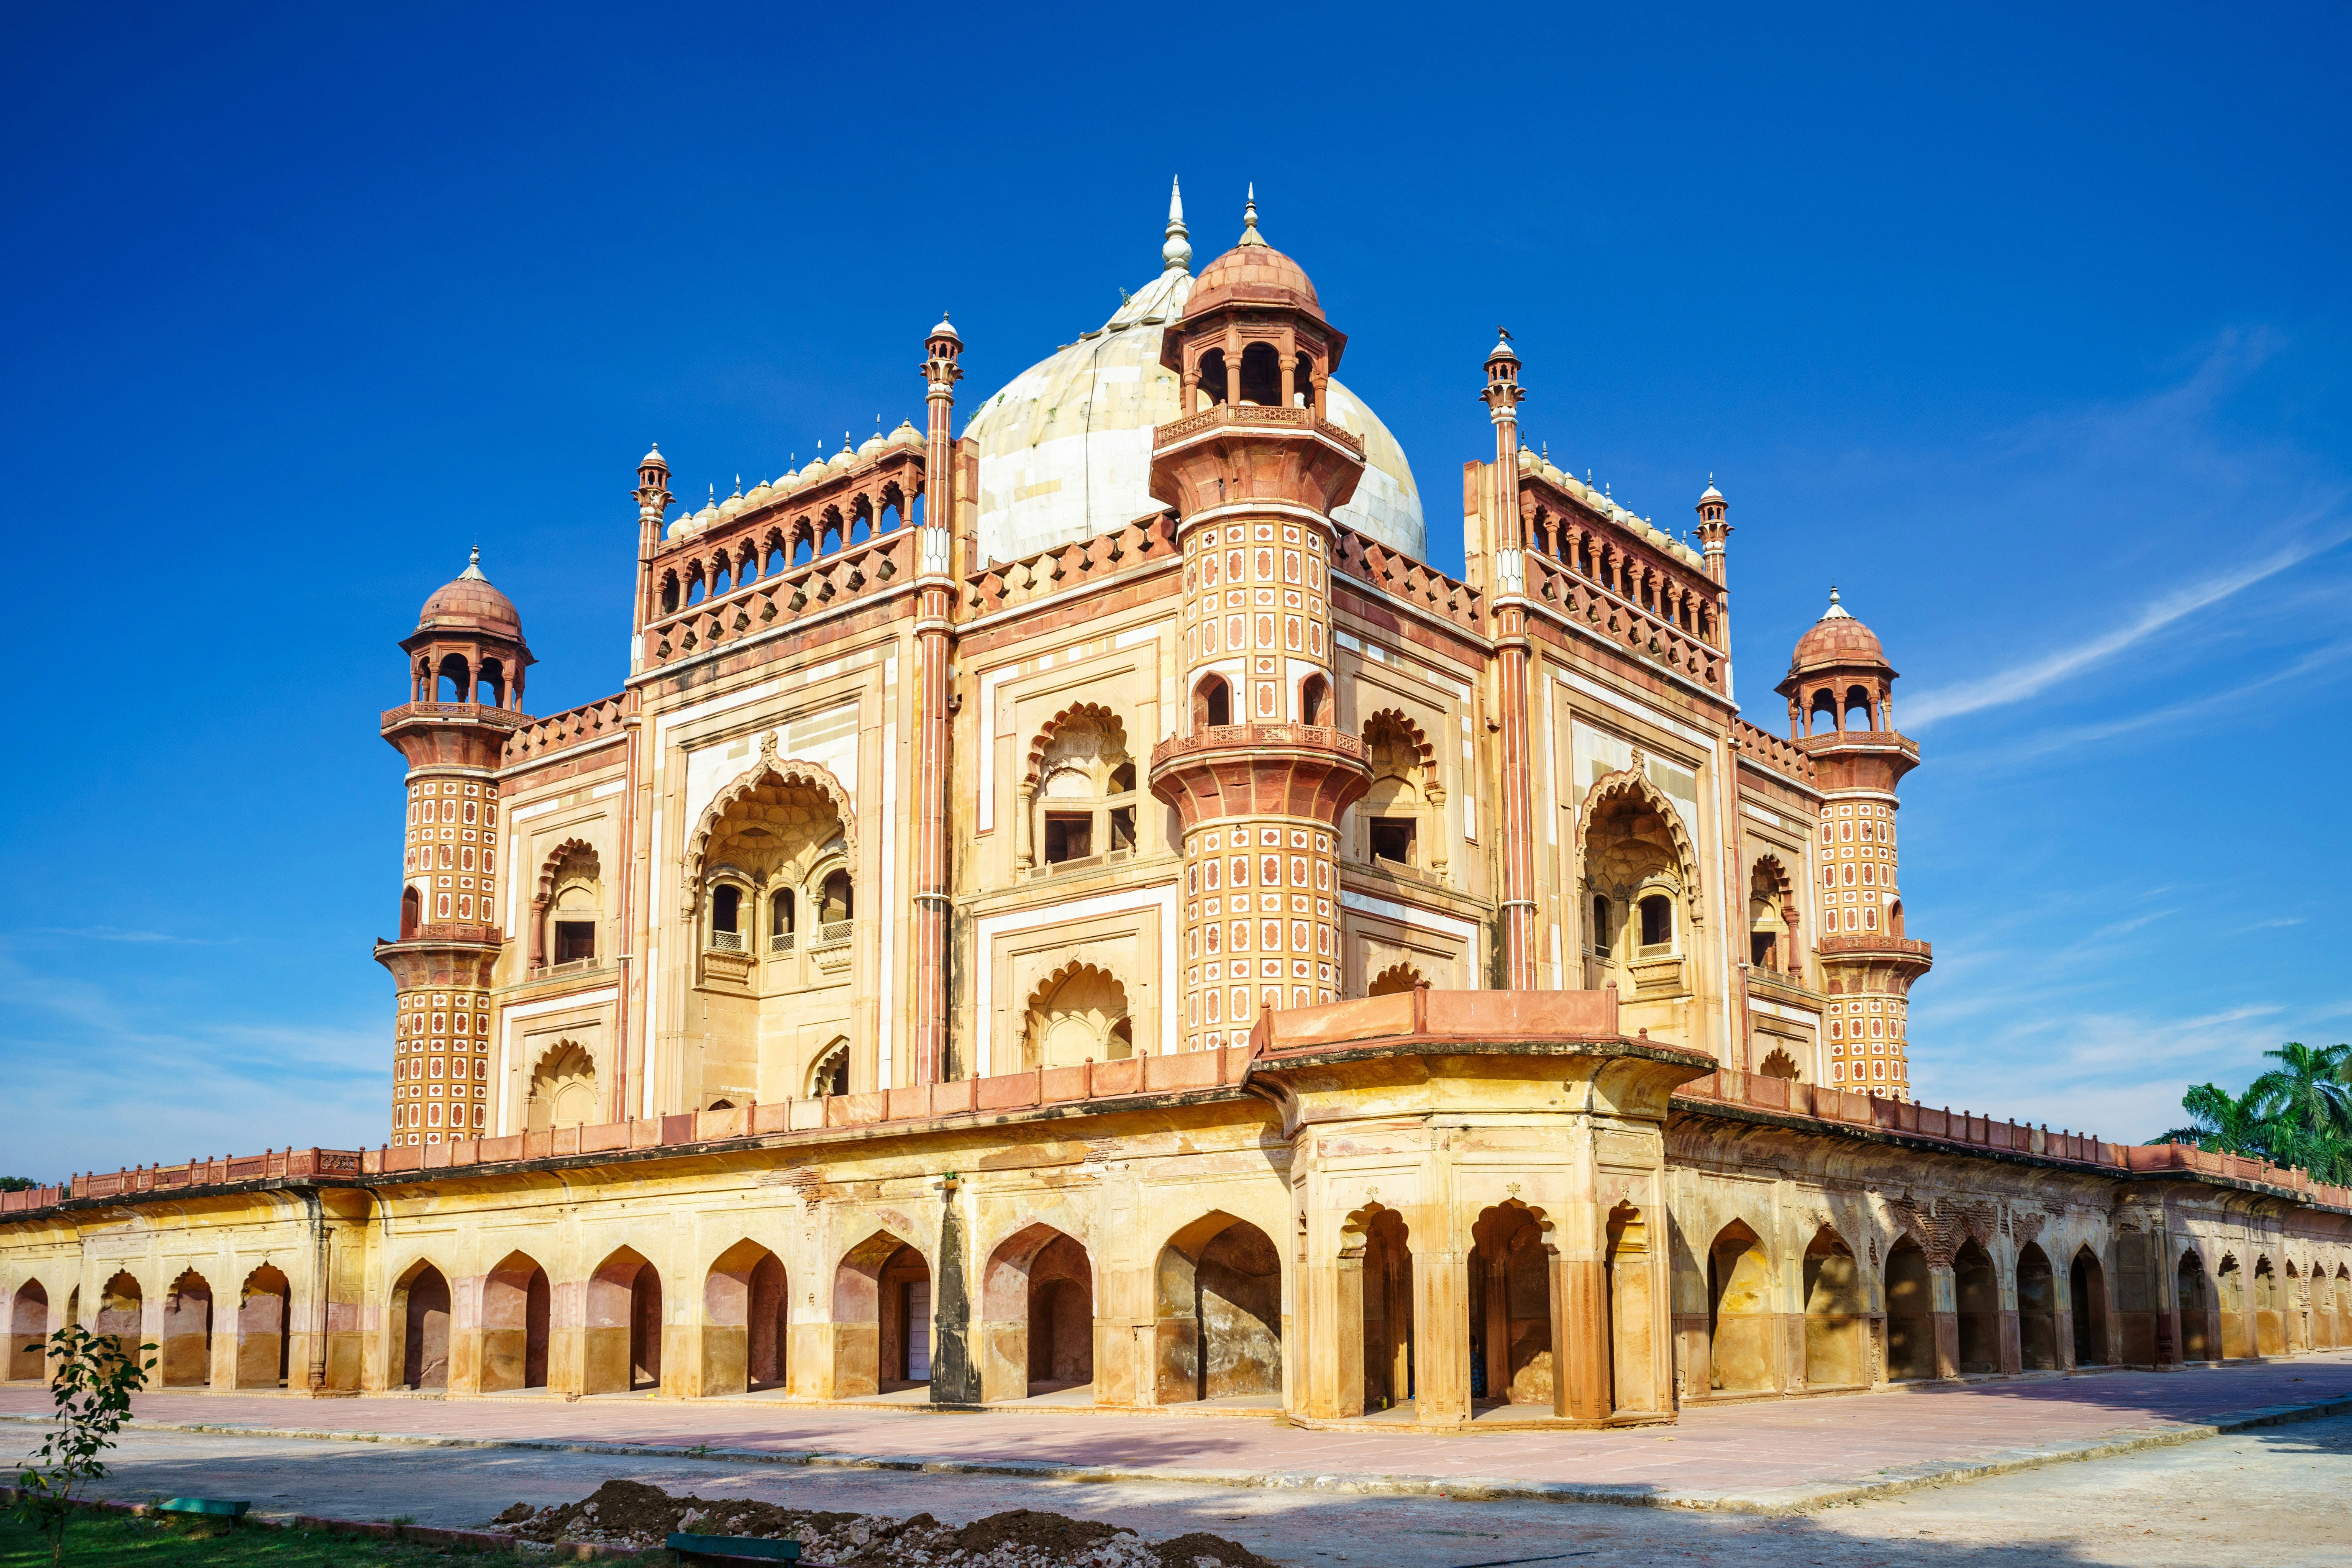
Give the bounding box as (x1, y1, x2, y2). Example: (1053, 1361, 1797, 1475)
(961, 197, 1425, 568)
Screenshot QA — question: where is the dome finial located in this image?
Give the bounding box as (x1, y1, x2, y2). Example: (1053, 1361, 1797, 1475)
(1163, 175, 1192, 273)
(1822, 584, 1851, 620)
(1238, 183, 1265, 248)
(459, 544, 486, 582)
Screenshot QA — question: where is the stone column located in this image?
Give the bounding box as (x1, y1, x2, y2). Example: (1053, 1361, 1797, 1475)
(1931, 1264, 1960, 1378)
(1415, 1247, 1471, 1426)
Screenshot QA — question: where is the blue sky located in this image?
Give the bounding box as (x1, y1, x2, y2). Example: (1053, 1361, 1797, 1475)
(3, 3, 2347, 1178)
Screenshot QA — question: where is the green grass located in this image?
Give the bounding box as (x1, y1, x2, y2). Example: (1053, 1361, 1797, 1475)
(0, 1509, 669, 1566)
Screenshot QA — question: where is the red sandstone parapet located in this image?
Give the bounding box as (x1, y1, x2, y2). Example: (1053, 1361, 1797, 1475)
(1673, 1069, 2352, 1207)
(19, 1038, 2350, 1217)
(504, 694, 628, 764)
(1331, 529, 1485, 636)
(1732, 717, 1817, 787)
(1248, 987, 1622, 1057)
(1521, 551, 1722, 693)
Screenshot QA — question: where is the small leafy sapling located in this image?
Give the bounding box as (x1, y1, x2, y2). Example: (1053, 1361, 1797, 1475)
(10, 1325, 154, 1567)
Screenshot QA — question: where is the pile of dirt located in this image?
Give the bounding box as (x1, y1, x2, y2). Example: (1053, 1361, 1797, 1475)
(486, 1478, 1276, 1567)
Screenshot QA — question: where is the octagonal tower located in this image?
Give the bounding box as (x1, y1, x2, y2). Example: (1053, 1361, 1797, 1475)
(1777, 589, 1931, 1099)
(374, 551, 532, 1145)
(1148, 194, 1373, 1051)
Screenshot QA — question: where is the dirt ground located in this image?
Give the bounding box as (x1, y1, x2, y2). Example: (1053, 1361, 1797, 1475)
(36, 1410, 2352, 1566)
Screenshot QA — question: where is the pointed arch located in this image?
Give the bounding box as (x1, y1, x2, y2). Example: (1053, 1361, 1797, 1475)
(160, 1269, 214, 1388)
(483, 1249, 551, 1391)
(1573, 767, 1704, 926)
(8, 1279, 48, 1380)
(682, 751, 856, 896)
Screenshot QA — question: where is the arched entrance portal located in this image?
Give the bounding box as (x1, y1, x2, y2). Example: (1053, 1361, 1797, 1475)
(2070, 1247, 2109, 1366)
(2016, 1245, 2058, 1371)
(8, 1281, 48, 1380)
(1352, 1207, 1412, 1415)
(161, 1271, 214, 1388)
(1705, 1221, 1773, 1394)
(830, 1231, 930, 1399)
(2217, 1256, 2247, 1358)
(979, 1223, 1094, 1402)
(1470, 1203, 1554, 1407)
(1885, 1240, 1934, 1380)
(1802, 1227, 1867, 1389)
(2252, 1258, 2283, 1355)
(237, 1266, 292, 1389)
(396, 1263, 451, 1390)
(703, 1241, 789, 1396)
(2178, 1251, 2213, 1360)
(482, 1252, 551, 1391)
(583, 1248, 663, 1394)
(1153, 1213, 1281, 1405)
(1953, 1241, 1998, 1374)
(95, 1273, 143, 1366)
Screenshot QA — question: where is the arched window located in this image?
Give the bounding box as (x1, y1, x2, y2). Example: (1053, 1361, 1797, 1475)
(1638, 892, 1674, 953)
(400, 886, 421, 939)
(1360, 712, 1435, 872)
(1196, 348, 1229, 407)
(1589, 894, 1612, 955)
(1030, 709, 1136, 870)
(437, 653, 471, 704)
(1299, 674, 1332, 728)
(476, 660, 507, 710)
(542, 843, 602, 968)
(1021, 963, 1131, 1070)
(1193, 674, 1231, 731)
(816, 869, 853, 946)
(809, 1037, 850, 1097)
(1238, 343, 1282, 406)
(1844, 685, 1875, 732)
(769, 889, 796, 953)
(1808, 688, 1838, 736)
(709, 884, 743, 951)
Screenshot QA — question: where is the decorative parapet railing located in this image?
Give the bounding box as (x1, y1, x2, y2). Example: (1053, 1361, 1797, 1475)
(15, 1051, 2352, 1219)
(1676, 1070, 2352, 1207)
(652, 445, 925, 579)
(1152, 402, 1366, 459)
(504, 694, 627, 765)
(1150, 722, 1368, 770)
(374, 922, 501, 950)
(1517, 468, 1716, 612)
(965, 512, 1180, 618)
(2, 1054, 1256, 1217)
(1732, 718, 1817, 786)
(643, 528, 915, 668)
(378, 701, 530, 733)
(1522, 551, 1721, 692)
(1331, 528, 1485, 636)
(1817, 934, 1933, 961)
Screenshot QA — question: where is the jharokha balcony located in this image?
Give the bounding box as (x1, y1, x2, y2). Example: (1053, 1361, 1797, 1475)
(1148, 723, 1373, 822)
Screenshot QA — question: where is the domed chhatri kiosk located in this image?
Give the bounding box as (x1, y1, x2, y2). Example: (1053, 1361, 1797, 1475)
(3, 187, 2346, 1422)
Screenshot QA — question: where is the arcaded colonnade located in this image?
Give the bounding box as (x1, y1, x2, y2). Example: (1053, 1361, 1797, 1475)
(5, 996, 2349, 1424)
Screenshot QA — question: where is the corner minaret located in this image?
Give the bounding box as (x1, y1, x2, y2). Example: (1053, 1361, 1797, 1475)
(1778, 589, 1930, 1099)
(377, 553, 534, 1145)
(1696, 478, 1729, 584)
(631, 445, 673, 671)
(1483, 331, 1539, 989)
(1148, 194, 1371, 1050)
(910, 311, 963, 1086)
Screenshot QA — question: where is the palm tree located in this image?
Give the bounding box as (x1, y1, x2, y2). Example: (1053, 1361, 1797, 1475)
(2162, 1043, 2352, 1185)
(2247, 1041, 2352, 1140)
(2162, 1081, 2273, 1158)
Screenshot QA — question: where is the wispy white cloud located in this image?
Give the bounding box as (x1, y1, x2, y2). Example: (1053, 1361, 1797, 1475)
(1903, 524, 2349, 728)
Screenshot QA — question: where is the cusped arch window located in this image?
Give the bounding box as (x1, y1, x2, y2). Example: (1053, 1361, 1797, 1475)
(1028, 710, 1136, 871)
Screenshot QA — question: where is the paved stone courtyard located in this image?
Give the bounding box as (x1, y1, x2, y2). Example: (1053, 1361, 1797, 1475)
(6, 1353, 2349, 1515)
(8, 1397, 2349, 1565)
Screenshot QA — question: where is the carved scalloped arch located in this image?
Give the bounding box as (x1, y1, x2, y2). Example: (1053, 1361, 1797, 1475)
(1024, 702, 1130, 789)
(1360, 707, 1435, 780)
(535, 838, 599, 903)
(1572, 766, 1705, 926)
(1022, 958, 1128, 1019)
(683, 755, 855, 896)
